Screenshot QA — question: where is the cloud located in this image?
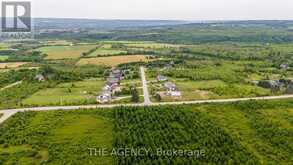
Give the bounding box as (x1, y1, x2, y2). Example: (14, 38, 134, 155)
(32, 0, 293, 20)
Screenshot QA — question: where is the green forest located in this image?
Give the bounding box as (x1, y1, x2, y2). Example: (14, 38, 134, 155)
(0, 99, 292, 164)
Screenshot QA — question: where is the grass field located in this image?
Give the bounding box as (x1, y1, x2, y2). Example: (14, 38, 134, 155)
(0, 110, 113, 164)
(0, 56, 8, 61)
(42, 40, 73, 46)
(150, 78, 272, 102)
(88, 49, 127, 57)
(22, 79, 104, 106)
(1, 100, 292, 164)
(126, 42, 180, 49)
(37, 45, 97, 60)
(0, 62, 28, 69)
(77, 55, 151, 66)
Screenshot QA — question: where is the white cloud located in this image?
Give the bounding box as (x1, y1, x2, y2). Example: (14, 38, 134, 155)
(31, 0, 293, 20)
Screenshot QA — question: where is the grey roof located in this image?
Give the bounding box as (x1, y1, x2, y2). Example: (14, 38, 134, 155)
(164, 82, 176, 89)
(107, 77, 119, 84)
(157, 75, 167, 81)
(112, 69, 122, 74)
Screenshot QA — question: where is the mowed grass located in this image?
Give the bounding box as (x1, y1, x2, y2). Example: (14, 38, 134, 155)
(0, 62, 28, 69)
(0, 56, 8, 61)
(0, 110, 113, 164)
(77, 55, 151, 67)
(37, 45, 96, 60)
(22, 79, 104, 106)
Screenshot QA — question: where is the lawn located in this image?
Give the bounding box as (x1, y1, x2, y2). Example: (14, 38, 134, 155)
(22, 79, 104, 106)
(150, 78, 272, 102)
(37, 45, 97, 60)
(77, 55, 151, 67)
(0, 100, 293, 164)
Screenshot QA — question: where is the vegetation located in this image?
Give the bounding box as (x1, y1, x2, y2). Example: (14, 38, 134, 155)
(0, 99, 292, 164)
(77, 55, 152, 67)
(22, 79, 104, 106)
(37, 45, 97, 60)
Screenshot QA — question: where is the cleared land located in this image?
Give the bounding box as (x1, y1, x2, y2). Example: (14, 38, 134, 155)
(77, 55, 151, 66)
(22, 79, 104, 106)
(37, 45, 96, 60)
(0, 100, 292, 164)
(0, 62, 28, 69)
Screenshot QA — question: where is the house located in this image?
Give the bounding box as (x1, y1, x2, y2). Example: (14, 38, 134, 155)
(167, 90, 182, 97)
(107, 77, 120, 86)
(164, 82, 177, 91)
(286, 82, 293, 94)
(35, 74, 45, 82)
(258, 80, 282, 91)
(111, 69, 123, 80)
(280, 64, 290, 70)
(97, 91, 112, 103)
(157, 75, 168, 82)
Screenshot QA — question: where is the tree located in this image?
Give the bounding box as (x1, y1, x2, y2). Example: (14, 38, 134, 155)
(130, 86, 139, 103)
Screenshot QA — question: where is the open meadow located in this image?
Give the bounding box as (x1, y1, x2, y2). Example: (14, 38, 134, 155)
(22, 79, 104, 106)
(77, 55, 152, 66)
(37, 45, 97, 60)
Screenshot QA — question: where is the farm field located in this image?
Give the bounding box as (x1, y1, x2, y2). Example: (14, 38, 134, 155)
(0, 56, 8, 61)
(37, 45, 97, 59)
(0, 62, 28, 69)
(0, 99, 292, 164)
(77, 55, 151, 66)
(88, 49, 127, 57)
(22, 79, 104, 106)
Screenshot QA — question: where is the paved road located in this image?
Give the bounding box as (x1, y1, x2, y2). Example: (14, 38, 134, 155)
(140, 66, 151, 105)
(1, 94, 293, 125)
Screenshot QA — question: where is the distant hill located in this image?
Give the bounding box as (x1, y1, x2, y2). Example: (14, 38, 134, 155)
(34, 18, 190, 30)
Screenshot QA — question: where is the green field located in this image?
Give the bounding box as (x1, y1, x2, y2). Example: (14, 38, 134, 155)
(88, 49, 127, 57)
(0, 56, 8, 61)
(22, 79, 104, 106)
(0, 110, 113, 164)
(37, 45, 97, 59)
(0, 100, 292, 164)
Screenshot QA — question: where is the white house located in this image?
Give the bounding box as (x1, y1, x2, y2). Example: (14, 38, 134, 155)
(157, 75, 168, 82)
(167, 90, 182, 97)
(97, 91, 112, 103)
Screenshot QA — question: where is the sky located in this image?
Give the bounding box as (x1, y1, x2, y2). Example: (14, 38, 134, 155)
(28, 0, 293, 20)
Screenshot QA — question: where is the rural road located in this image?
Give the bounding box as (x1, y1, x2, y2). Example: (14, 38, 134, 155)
(140, 66, 151, 105)
(1, 66, 293, 125)
(1, 94, 293, 125)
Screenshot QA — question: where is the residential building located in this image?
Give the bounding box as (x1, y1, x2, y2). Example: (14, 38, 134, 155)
(157, 75, 168, 82)
(164, 82, 177, 91)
